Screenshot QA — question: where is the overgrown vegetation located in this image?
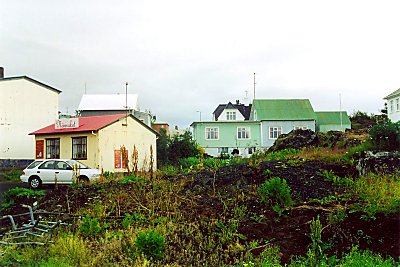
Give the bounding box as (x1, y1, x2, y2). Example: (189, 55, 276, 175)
(1, 124, 399, 266)
(1, 187, 46, 208)
(0, 168, 22, 182)
(157, 128, 198, 167)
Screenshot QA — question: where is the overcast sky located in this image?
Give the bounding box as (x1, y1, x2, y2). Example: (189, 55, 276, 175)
(1, 1, 399, 128)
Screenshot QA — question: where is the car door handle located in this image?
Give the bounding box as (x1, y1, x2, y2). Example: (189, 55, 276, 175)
(37, 171, 40, 173)
(55, 171, 59, 174)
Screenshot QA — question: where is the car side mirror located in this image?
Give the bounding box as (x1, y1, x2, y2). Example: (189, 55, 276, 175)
(66, 166, 73, 170)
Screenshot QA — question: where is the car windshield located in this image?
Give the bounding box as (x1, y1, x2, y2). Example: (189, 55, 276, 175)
(26, 160, 43, 169)
(66, 160, 89, 169)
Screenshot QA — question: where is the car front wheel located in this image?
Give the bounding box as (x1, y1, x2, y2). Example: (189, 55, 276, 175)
(29, 176, 42, 189)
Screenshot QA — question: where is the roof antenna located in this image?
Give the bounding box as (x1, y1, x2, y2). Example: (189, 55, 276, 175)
(253, 73, 256, 100)
(244, 89, 249, 104)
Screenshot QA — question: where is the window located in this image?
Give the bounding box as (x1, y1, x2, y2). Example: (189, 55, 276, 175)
(114, 149, 129, 169)
(269, 127, 282, 139)
(226, 111, 236, 120)
(390, 100, 394, 113)
(397, 98, 399, 111)
(205, 127, 219, 140)
(248, 147, 256, 154)
(294, 126, 308, 130)
(72, 137, 87, 160)
(218, 147, 228, 154)
(46, 139, 60, 159)
(39, 160, 56, 169)
(237, 127, 250, 139)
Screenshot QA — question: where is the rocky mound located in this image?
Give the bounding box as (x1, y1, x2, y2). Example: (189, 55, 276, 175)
(268, 129, 364, 152)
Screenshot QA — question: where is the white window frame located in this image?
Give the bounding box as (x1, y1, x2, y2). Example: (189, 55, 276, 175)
(237, 127, 250, 139)
(205, 127, 219, 140)
(269, 126, 282, 139)
(294, 126, 308, 130)
(390, 100, 394, 113)
(226, 111, 236, 121)
(396, 98, 399, 111)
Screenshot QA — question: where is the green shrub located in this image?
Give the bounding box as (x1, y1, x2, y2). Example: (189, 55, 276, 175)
(338, 247, 397, 267)
(157, 165, 180, 177)
(134, 229, 165, 261)
(369, 121, 400, 151)
(119, 175, 145, 185)
(258, 177, 293, 208)
(344, 141, 374, 162)
(1, 187, 46, 208)
(178, 156, 200, 169)
(266, 149, 299, 161)
(79, 214, 103, 237)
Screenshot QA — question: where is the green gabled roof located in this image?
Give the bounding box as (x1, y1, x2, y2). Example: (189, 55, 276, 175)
(316, 111, 351, 125)
(253, 99, 316, 121)
(384, 89, 400, 100)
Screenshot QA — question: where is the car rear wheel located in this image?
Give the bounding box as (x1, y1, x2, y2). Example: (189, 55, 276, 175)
(29, 176, 42, 189)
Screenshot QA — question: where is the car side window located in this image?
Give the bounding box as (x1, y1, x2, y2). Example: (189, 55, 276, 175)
(55, 161, 69, 170)
(39, 161, 55, 169)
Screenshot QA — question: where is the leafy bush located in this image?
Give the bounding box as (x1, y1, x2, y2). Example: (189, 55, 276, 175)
(1, 187, 46, 208)
(258, 177, 293, 209)
(79, 214, 103, 237)
(368, 121, 400, 151)
(135, 229, 165, 261)
(157, 129, 198, 167)
(119, 175, 145, 184)
(178, 156, 200, 169)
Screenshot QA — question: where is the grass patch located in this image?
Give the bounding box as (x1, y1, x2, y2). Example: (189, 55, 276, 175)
(351, 172, 400, 218)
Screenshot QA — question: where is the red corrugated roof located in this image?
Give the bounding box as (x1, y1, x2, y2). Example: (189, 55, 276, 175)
(30, 114, 127, 135)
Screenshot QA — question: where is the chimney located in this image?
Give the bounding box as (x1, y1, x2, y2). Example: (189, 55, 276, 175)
(0, 67, 4, 79)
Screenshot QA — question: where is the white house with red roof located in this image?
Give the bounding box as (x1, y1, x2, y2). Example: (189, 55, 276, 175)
(0, 68, 61, 165)
(30, 114, 158, 172)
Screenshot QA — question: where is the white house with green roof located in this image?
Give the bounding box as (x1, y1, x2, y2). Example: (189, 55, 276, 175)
(250, 99, 317, 147)
(191, 121, 261, 157)
(191, 98, 351, 157)
(384, 89, 400, 122)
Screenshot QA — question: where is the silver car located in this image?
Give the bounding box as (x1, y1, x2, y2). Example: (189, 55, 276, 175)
(20, 159, 101, 189)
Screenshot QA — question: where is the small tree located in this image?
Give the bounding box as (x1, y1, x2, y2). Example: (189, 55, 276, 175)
(156, 128, 169, 167)
(168, 131, 198, 164)
(369, 121, 400, 151)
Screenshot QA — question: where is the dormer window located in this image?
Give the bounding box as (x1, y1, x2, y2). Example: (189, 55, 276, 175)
(227, 111, 236, 120)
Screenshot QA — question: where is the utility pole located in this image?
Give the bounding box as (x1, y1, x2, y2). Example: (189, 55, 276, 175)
(125, 82, 128, 126)
(339, 93, 343, 131)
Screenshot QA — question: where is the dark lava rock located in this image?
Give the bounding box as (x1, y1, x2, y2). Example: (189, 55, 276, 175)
(357, 151, 400, 175)
(268, 129, 319, 152)
(268, 129, 363, 152)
